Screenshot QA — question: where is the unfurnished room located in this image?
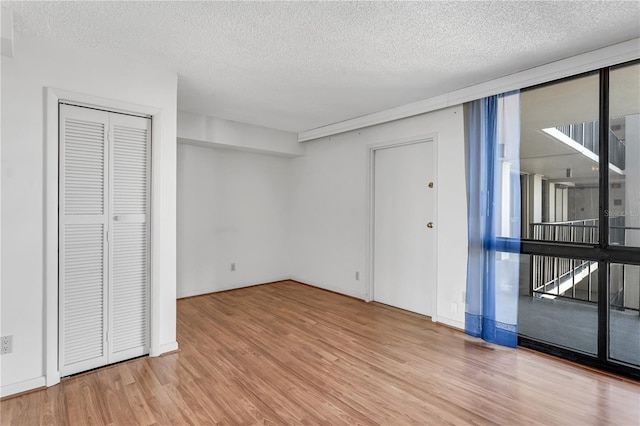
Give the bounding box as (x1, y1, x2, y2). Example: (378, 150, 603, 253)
(1, 1, 639, 424)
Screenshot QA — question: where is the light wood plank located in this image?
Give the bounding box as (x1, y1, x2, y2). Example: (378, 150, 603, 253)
(2, 281, 639, 425)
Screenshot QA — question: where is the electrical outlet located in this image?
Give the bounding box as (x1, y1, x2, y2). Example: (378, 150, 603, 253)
(450, 303, 458, 314)
(1, 336, 12, 354)
(230, 263, 236, 272)
(355, 271, 360, 280)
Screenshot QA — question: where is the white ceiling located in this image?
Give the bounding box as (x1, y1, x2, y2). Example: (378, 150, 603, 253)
(520, 63, 639, 184)
(3, 1, 640, 133)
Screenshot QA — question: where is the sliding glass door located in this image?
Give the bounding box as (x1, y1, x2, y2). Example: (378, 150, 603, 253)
(517, 61, 640, 378)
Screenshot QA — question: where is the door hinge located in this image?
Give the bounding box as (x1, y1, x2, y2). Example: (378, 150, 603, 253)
(106, 230, 110, 243)
(106, 331, 109, 342)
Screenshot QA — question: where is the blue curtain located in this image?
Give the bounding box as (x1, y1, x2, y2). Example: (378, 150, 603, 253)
(465, 92, 521, 348)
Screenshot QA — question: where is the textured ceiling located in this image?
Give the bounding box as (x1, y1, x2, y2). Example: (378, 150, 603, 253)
(3, 1, 640, 133)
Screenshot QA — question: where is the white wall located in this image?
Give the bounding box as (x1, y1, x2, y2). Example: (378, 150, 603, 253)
(176, 106, 469, 328)
(289, 106, 468, 328)
(177, 143, 291, 297)
(1, 34, 178, 396)
(1, 7, 13, 57)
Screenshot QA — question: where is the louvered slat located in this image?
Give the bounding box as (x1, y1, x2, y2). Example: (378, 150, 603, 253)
(62, 224, 105, 365)
(113, 125, 148, 216)
(112, 223, 148, 353)
(63, 118, 105, 215)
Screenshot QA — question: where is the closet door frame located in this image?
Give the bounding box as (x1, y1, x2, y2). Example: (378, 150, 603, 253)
(44, 88, 162, 387)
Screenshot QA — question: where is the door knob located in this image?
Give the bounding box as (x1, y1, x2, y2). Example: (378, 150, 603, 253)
(427, 222, 434, 228)
(428, 182, 434, 188)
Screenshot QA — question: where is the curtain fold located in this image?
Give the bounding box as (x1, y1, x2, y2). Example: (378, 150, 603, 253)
(465, 92, 521, 348)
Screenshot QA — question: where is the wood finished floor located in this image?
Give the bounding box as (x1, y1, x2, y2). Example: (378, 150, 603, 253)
(2, 280, 639, 425)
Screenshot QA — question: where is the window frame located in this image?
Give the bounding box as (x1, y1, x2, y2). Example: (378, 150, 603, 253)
(514, 59, 640, 380)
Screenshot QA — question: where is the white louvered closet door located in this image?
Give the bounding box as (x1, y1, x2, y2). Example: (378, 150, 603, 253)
(59, 105, 110, 375)
(108, 113, 151, 364)
(59, 105, 150, 376)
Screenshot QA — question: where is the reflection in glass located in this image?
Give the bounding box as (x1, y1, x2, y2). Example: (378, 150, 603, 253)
(520, 74, 600, 243)
(609, 63, 640, 247)
(609, 263, 640, 367)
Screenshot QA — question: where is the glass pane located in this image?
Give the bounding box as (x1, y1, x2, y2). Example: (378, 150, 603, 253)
(520, 74, 600, 243)
(518, 254, 598, 355)
(609, 263, 640, 367)
(496, 93, 522, 240)
(609, 63, 640, 246)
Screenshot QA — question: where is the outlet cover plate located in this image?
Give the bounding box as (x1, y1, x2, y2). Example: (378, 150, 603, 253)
(1, 336, 12, 354)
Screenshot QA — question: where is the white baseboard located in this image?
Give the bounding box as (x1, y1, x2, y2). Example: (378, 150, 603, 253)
(177, 286, 225, 299)
(160, 341, 179, 354)
(46, 371, 61, 387)
(150, 341, 179, 357)
(176, 277, 292, 299)
(434, 316, 465, 331)
(289, 276, 367, 300)
(1, 376, 46, 398)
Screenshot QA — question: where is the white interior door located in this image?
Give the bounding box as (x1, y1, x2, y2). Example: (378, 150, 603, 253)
(59, 104, 150, 376)
(373, 141, 436, 316)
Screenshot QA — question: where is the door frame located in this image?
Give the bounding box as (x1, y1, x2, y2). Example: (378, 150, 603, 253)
(45, 88, 160, 386)
(366, 134, 438, 320)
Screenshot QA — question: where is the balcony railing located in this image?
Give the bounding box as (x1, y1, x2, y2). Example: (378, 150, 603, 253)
(530, 218, 598, 244)
(531, 254, 598, 302)
(529, 218, 639, 311)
